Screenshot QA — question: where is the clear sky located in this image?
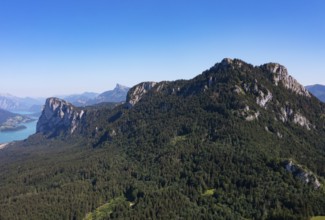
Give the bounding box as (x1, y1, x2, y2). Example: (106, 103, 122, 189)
(0, 0, 324, 97)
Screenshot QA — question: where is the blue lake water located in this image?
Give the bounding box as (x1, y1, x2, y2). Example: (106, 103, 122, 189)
(0, 111, 39, 144)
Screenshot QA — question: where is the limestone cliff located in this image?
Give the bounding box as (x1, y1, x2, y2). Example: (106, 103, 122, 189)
(126, 82, 158, 107)
(36, 98, 85, 135)
(262, 63, 311, 97)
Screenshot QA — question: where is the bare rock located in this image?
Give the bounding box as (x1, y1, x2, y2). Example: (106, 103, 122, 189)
(126, 82, 158, 107)
(36, 98, 84, 135)
(262, 63, 311, 97)
(286, 160, 321, 189)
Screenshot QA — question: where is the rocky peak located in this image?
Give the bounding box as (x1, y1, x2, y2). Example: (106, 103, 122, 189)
(115, 83, 129, 91)
(261, 63, 311, 97)
(214, 59, 310, 98)
(126, 82, 157, 107)
(36, 97, 85, 135)
(221, 58, 234, 65)
(96, 84, 130, 103)
(219, 58, 247, 69)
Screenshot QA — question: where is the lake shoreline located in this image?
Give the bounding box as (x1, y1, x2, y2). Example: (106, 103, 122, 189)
(0, 125, 28, 132)
(0, 111, 38, 144)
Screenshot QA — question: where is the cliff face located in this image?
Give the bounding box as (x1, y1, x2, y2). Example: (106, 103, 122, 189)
(261, 63, 311, 97)
(36, 98, 85, 135)
(126, 82, 158, 107)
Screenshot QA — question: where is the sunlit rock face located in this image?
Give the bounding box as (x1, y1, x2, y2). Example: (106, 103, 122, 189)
(126, 82, 158, 107)
(256, 89, 273, 109)
(37, 98, 84, 135)
(261, 63, 311, 97)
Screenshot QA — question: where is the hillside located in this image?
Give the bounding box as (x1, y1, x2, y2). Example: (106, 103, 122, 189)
(0, 58, 325, 219)
(0, 108, 16, 124)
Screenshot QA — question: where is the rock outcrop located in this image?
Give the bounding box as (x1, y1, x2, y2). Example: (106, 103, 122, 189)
(126, 82, 157, 107)
(256, 89, 273, 109)
(211, 59, 310, 99)
(262, 63, 311, 97)
(293, 112, 312, 130)
(286, 160, 321, 189)
(220, 58, 247, 69)
(36, 98, 84, 135)
(278, 106, 313, 130)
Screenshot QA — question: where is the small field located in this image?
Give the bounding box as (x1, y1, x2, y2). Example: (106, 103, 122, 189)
(202, 189, 215, 196)
(84, 197, 126, 220)
(311, 217, 325, 220)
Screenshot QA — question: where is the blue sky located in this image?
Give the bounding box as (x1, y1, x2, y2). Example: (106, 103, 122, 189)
(0, 0, 324, 97)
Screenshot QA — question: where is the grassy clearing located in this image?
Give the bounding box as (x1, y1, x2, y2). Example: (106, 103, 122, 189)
(202, 189, 215, 196)
(311, 217, 325, 220)
(84, 197, 126, 220)
(170, 135, 187, 145)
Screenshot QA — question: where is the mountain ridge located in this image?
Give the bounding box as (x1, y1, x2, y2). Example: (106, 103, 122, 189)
(0, 94, 44, 112)
(62, 84, 130, 107)
(0, 84, 130, 112)
(1, 58, 325, 219)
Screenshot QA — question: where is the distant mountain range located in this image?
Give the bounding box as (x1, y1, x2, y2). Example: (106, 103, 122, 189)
(0, 84, 130, 112)
(62, 84, 130, 106)
(306, 84, 325, 102)
(60, 92, 99, 107)
(0, 94, 44, 112)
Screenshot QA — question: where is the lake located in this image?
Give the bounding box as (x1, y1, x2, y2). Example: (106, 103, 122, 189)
(0, 111, 39, 144)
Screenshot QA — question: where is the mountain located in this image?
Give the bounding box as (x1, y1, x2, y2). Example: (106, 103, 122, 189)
(96, 84, 130, 103)
(63, 84, 130, 107)
(0, 93, 45, 112)
(306, 84, 325, 102)
(0, 58, 325, 219)
(0, 84, 129, 112)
